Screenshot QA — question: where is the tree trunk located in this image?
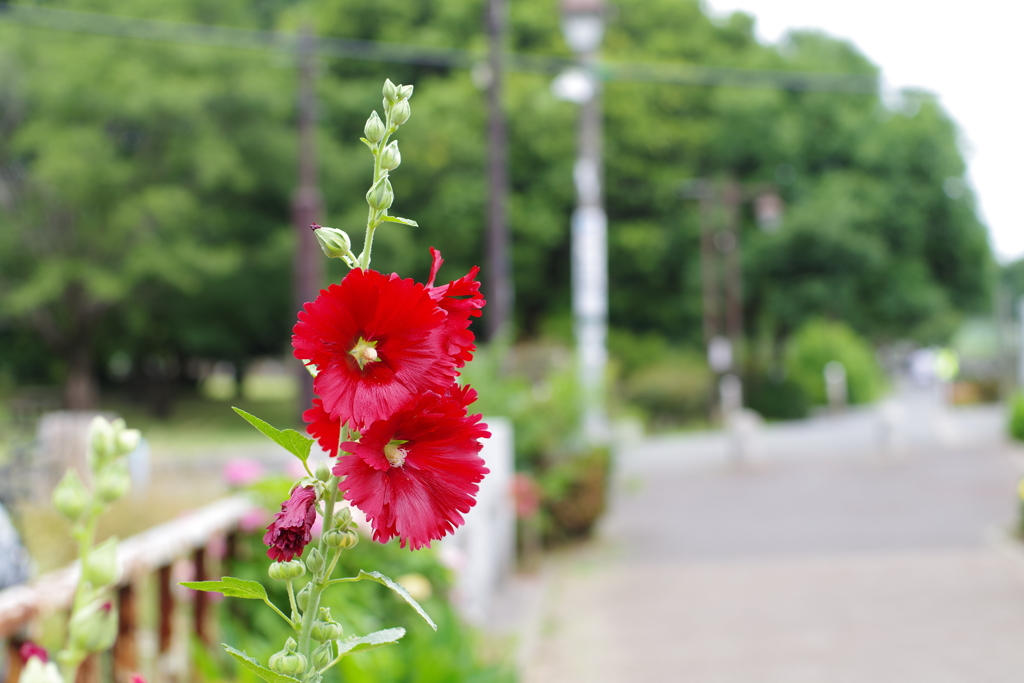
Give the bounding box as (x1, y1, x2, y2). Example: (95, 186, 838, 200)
(64, 340, 98, 410)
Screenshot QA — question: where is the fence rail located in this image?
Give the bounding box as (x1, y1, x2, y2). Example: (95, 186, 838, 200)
(0, 495, 258, 683)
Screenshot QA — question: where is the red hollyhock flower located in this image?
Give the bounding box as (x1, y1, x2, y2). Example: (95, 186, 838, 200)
(333, 384, 490, 550)
(293, 269, 455, 430)
(426, 248, 485, 368)
(305, 398, 342, 457)
(263, 486, 318, 562)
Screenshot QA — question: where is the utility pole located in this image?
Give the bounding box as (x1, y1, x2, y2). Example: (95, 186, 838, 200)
(484, 0, 512, 342)
(293, 26, 323, 419)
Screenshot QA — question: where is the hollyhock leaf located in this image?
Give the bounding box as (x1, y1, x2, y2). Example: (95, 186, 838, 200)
(380, 215, 418, 227)
(335, 628, 406, 657)
(355, 570, 436, 630)
(180, 577, 268, 601)
(223, 645, 299, 683)
(233, 407, 313, 463)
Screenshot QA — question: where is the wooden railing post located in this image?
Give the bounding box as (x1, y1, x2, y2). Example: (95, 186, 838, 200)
(192, 548, 209, 645)
(113, 582, 137, 683)
(73, 655, 98, 683)
(5, 637, 24, 683)
(157, 564, 173, 656)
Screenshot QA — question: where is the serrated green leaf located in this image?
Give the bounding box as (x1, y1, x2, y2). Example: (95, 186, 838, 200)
(223, 645, 300, 683)
(232, 407, 313, 463)
(335, 628, 406, 657)
(356, 570, 436, 630)
(180, 576, 268, 601)
(380, 215, 418, 227)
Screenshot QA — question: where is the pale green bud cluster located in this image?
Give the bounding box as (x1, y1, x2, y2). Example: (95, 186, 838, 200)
(311, 607, 343, 641)
(67, 600, 118, 654)
(268, 559, 306, 581)
(269, 638, 307, 676)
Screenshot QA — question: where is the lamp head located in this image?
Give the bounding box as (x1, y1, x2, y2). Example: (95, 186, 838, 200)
(561, 0, 607, 54)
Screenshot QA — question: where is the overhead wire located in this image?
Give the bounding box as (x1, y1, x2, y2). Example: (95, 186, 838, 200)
(0, 2, 879, 93)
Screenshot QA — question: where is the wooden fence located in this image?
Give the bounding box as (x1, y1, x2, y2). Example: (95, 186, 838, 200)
(0, 496, 258, 683)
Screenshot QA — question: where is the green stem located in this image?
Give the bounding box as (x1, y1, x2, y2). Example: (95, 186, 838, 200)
(358, 116, 397, 270)
(296, 474, 341, 680)
(286, 578, 300, 623)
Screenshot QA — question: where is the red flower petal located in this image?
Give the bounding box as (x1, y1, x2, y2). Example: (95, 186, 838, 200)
(304, 398, 341, 457)
(292, 269, 455, 430)
(333, 384, 490, 549)
(425, 248, 486, 368)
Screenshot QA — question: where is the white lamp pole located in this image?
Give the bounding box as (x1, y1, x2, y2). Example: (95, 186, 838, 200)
(561, 0, 608, 443)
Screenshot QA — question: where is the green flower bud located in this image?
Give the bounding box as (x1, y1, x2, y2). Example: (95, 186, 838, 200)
(390, 98, 411, 126)
(323, 529, 359, 549)
(334, 506, 353, 529)
(268, 559, 306, 581)
(115, 428, 140, 455)
(364, 111, 386, 143)
(88, 416, 115, 464)
(304, 547, 325, 575)
(397, 84, 414, 100)
(84, 536, 119, 587)
(311, 608, 343, 641)
(268, 638, 307, 676)
(296, 582, 312, 611)
(315, 460, 332, 482)
(311, 225, 354, 261)
(382, 78, 399, 104)
(365, 177, 394, 211)
(69, 600, 118, 653)
(311, 619, 343, 642)
(380, 140, 401, 171)
(52, 469, 90, 521)
(312, 641, 334, 669)
(95, 460, 131, 504)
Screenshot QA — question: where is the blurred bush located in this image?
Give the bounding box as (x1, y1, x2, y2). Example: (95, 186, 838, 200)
(460, 343, 609, 545)
(610, 330, 711, 429)
(744, 373, 809, 420)
(1009, 393, 1024, 443)
(784, 320, 886, 407)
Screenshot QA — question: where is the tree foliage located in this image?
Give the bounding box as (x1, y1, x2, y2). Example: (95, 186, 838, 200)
(0, 0, 993, 408)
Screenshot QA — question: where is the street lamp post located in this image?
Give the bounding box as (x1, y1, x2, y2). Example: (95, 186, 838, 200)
(560, 0, 608, 443)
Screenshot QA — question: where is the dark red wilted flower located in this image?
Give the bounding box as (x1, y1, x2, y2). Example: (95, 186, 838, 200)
(333, 384, 490, 550)
(292, 269, 455, 430)
(19, 642, 48, 664)
(263, 486, 318, 562)
(426, 248, 485, 368)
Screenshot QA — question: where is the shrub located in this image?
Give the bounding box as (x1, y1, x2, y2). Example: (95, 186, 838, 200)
(785, 320, 886, 406)
(1010, 393, 1024, 442)
(744, 373, 809, 420)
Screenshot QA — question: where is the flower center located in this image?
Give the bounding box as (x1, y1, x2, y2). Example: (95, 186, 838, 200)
(349, 337, 380, 370)
(383, 442, 408, 468)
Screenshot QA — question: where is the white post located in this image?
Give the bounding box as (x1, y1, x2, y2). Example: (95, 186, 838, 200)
(824, 361, 848, 413)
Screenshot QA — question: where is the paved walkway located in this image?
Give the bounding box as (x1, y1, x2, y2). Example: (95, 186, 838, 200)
(523, 399, 1024, 682)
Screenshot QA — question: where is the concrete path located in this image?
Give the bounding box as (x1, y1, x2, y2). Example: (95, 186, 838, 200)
(523, 399, 1024, 682)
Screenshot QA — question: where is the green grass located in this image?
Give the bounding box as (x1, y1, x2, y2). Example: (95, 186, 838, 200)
(99, 391, 305, 451)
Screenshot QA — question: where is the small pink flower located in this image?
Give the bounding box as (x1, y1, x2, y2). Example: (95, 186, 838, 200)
(19, 642, 48, 663)
(130, 675, 148, 683)
(263, 486, 318, 562)
(223, 458, 266, 487)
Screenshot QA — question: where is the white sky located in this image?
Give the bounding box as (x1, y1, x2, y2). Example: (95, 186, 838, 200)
(702, 0, 1024, 263)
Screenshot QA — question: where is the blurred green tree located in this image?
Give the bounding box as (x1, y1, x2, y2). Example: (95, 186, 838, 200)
(0, 0, 296, 408)
(0, 0, 994, 410)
